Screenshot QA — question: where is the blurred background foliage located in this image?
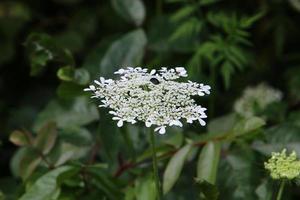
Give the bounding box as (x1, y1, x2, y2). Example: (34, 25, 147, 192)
(0, 0, 300, 199)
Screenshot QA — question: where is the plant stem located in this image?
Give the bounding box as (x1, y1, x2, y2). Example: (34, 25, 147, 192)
(148, 128, 162, 199)
(276, 180, 286, 200)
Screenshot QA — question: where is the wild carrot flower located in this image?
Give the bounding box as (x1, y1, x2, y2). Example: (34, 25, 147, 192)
(234, 83, 282, 118)
(84, 67, 211, 134)
(264, 149, 300, 180)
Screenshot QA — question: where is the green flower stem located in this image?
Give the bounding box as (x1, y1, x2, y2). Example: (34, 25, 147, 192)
(276, 180, 286, 200)
(148, 128, 162, 199)
(120, 126, 136, 161)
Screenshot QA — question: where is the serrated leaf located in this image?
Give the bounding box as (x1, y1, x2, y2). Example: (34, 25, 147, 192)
(111, 0, 145, 26)
(19, 166, 79, 200)
(100, 29, 147, 77)
(9, 130, 30, 146)
(34, 122, 57, 155)
(197, 141, 220, 184)
(163, 144, 193, 194)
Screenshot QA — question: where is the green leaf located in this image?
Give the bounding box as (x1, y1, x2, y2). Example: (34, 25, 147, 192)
(221, 61, 234, 89)
(33, 96, 99, 130)
(48, 127, 92, 166)
(207, 113, 237, 135)
(57, 82, 86, 99)
(253, 123, 300, 155)
(100, 29, 147, 77)
(170, 5, 196, 22)
(9, 130, 30, 146)
(19, 166, 79, 200)
(57, 67, 90, 85)
(111, 0, 145, 26)
(87, 168, 122, 199)
(255, 179, 272, 200)
(163, 144, 193, 194)
(25, 33, 75, 76)
(34, 122, 57, 155)
(57, 66, 74, 81)
(195, 180, 219, 200)
(134, 175, 157, 200)
(197, 141, 221, 184)
(11, 147, 42, 180)
(232, 116, 265, 137)
(290, 0, 300, 12)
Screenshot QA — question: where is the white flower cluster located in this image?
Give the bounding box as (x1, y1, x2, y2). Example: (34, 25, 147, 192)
(84, 67, 211, 134)
(234, 83, 282, 118)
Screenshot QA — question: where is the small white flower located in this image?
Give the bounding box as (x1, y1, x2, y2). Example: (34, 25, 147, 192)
(234, 83, 282, 118)
(155, 126, 166, 134)
(84, 67, 211, 134)
(169, 120, 183, 127)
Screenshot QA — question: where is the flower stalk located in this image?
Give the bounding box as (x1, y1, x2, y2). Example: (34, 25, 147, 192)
(148, 127, 162, 199)
(276, 180, 285, 200)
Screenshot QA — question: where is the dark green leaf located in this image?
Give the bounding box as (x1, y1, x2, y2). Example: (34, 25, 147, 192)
(134, 175, 157, 200)
(33, 97, 99, 130)
(195, 180, 219, 200)
(197, 141, 220, 184)
(163, 144, 193, 194)
(34, 122, 57, 155)
(100, 29, 147, 77)
(111, 0, 145, 26)
(19, 166, 79, 200)
(57, 82, 86, 99)
(9, 130, 30, 146)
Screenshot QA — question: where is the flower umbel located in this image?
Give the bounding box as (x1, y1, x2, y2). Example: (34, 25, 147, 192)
(234, 83, 282, 118)
(264, 149, 300, 180)
(84, 67, 211, 134)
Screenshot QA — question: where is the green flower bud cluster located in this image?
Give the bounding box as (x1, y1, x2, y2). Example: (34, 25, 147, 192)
(264, 149, 300, 180)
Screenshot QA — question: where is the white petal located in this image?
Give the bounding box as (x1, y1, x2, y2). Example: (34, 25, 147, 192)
(169, 120, 183, 127)
(94, 80, 101, 85)
(158, 126, 166, 134)
(198, 118, 206, 126)
(150, 69, 156, 75)
(187, 118, 193, 123)
(117, 120, 123, 127)
(109, 111, 117, 115)
(145, 121, 152, 127)
(100, 77, 105, 83)
(89, 85, 96, 91)
(114, 69, 125, 74)
(112, 117, 120, 120)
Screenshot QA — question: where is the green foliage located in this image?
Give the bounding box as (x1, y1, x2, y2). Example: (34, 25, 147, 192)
(1, 0, 300, 199)
(163, 144, 193, 194)
(197, 141, 220, 184)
